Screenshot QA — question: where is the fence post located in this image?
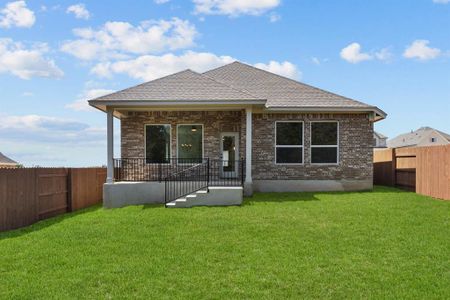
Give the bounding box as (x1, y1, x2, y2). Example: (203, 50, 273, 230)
(67, 168, 73, 212)
(391, 148, 397, 187)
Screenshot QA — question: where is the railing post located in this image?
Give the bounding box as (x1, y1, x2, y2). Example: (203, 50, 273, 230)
(207, 158, 210, 191)
(164, 178, 167, 207)
(241, 158, 244, 186)
(158, 162, 162, 182)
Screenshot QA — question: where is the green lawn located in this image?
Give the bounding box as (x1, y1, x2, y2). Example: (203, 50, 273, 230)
(1, 187, 449, 299)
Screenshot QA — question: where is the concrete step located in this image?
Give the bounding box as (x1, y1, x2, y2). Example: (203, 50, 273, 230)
(166, 187, 242, 208)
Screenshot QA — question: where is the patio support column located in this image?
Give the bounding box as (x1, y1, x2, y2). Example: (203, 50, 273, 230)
(106, 107, 114, 184)
(244, 107, 253, 196)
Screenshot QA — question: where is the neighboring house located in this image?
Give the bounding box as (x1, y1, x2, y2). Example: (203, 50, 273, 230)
(89, 61, 386, 208)
(387, 127, 450, 148)
(374, 131, 388, 148)
(0, 152, 19, 168)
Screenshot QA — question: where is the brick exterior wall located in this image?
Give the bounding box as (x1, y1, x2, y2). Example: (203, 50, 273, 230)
(121, 111, 244, 160)
(121, 111, 373, 181)
(252, 113, 373, 181)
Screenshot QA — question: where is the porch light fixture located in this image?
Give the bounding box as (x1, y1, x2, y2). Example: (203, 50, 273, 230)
(191, 126, 197, 132)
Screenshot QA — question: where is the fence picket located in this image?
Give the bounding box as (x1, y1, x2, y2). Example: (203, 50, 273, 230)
(374, 145, 450, 200)
(0, 167, 106, 232)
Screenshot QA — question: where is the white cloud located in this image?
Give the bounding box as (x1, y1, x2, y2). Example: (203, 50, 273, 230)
(90, 51, 300, 81)
(311, 57, 321, 65)
(433, 0, 450, 4)
(66, 89, 115, 111)
(154, 0, 170, 3)
(193, 0, 280, 16)
(91, 51, 236, 81)
(66, 3, 90, 20)
(340, 43, 373, 63)
(403, 40, 441, 61)
(0, 114, 104, 144)
(254, 61, 300, 79)
(22, 91, 33, 96)
(61, 18, 198, 61)
(311, 57, 331, 66)
(0, 38, 64, 79)
(0, 1, 35, 28)
(0, 113, 121, 167)
(375, 47, 393, 62)
(269, 12, 281, 22)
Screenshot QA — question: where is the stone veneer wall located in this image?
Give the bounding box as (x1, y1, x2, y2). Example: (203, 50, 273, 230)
(121, 111, 373, 181)
(252, 113, 373, 180)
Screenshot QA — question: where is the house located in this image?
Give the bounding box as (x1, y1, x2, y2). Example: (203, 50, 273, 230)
(387, 127, 450, 148)
(374, 131, 388, 148)
(0, 152, 19, 168)
(89, 61, 386, 208)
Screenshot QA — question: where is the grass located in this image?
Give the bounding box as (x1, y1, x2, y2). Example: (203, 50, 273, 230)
(0, 186, 449, 299)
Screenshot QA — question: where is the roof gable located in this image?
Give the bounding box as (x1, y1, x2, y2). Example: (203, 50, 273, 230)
(91, 69, 261, 102)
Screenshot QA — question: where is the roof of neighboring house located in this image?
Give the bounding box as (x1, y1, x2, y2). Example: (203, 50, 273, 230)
(374, 131, 387, 139)
(387, 127, 450, 148)
(0, 152, 18, 165)
(89, 61, 385, 119)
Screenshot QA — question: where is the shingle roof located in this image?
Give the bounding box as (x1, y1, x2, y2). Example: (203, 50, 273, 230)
(91, 69, 261, 102)
(89, 61, 385, 118)
(0, 152, 18, 165)
(204, 62, 374, 109)
(387, 127, 450, 148)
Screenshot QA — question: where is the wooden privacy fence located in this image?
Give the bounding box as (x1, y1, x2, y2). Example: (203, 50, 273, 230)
(374, 145, 450, 200)
(0, 168, 106, 232)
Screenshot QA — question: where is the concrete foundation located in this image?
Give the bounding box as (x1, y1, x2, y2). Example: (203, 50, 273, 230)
(252, 179, 373, 193)
(103, 182, 165, 208)
(104, 179, 372, 208)
(104, 182, 244, 208)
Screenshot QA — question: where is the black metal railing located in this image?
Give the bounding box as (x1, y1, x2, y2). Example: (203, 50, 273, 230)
(164, 159, 209, 206)
(113, 158, 206, 182)
(114, 157, 246, 206)
(113, 158, 245, 186)
(208, 159, 245, 186)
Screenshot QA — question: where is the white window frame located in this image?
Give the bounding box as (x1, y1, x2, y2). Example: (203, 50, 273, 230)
(274, 121, 304, 165)
(144, 124, 172, 165)
(176, 124, 204, 164)
(310, 120, 339, 165)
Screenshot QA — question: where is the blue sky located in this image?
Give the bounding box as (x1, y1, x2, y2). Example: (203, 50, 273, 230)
(0, 0, 449, 166)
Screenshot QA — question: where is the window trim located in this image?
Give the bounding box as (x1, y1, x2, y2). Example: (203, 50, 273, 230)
(310, 120, 340, 165)
(176, 123, 204, 164)
(274, 120, 304, 165)
(144, 124, 172, 165)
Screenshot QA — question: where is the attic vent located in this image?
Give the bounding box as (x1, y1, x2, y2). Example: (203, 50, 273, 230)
(431, 137, 436, 143)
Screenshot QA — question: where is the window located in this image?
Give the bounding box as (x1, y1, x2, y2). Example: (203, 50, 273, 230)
(145, 125, 171, 163)
(431, 137, 436, 143)
(177, 125, 203, 163)
(311, 121, 339, 164)
(275, 122, 303, 164)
